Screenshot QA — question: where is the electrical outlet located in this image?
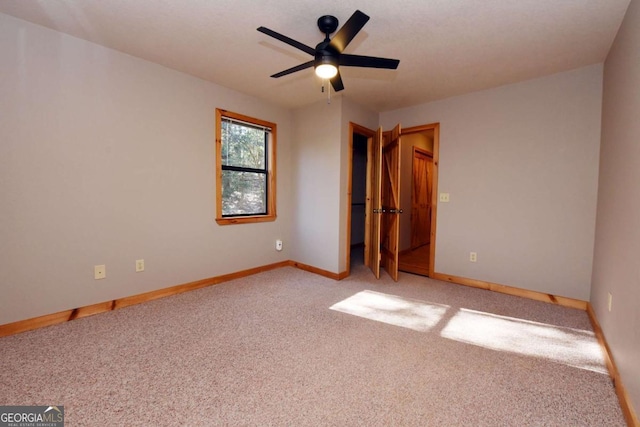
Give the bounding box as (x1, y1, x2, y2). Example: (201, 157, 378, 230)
(94, 265, 106, 280)
(136, 259, 145, 272)
(439, 193, 450, 203)
(275, 240, 283, 251)
(608, 293, 612, 312)
(470, 252, 477, 262)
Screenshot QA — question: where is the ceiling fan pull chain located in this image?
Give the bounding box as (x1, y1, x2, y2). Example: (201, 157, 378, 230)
(320, 78, 331, 104)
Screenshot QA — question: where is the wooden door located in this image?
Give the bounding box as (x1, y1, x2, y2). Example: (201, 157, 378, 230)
(380, 124, 402, 281)
(411, 148, 433, 249)
(366, 127, 383, 279)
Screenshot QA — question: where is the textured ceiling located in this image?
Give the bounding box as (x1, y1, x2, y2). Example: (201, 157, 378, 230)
(0, 0, 630, 112)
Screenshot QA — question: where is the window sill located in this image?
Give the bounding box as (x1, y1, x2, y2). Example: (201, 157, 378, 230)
(216, 214, 276, 225)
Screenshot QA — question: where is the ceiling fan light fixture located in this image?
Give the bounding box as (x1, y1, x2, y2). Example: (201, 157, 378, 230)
(315, 63, 338, 79)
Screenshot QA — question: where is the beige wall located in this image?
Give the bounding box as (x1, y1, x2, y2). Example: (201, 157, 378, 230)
(591, 0, 640, 413)
(290, 96, 377, 274)
(290, 100, 342, 273)
(381, 65, 603, 300)
(0, 13, 293, 324)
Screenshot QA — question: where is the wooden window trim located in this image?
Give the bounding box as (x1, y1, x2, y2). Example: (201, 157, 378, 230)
(215, 109, 277, 225)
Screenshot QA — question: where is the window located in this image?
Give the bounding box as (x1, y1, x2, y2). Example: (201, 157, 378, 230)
(215, 109, 276, 224)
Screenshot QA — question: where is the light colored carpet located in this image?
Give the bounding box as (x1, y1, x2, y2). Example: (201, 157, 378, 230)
(0, 263, 626, 426)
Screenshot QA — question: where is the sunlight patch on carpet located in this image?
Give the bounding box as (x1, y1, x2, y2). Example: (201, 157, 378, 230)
(330, 290, 449, 332)
(440, 308, 607, 374)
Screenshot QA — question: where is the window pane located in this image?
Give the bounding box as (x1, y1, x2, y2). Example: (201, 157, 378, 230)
(221, 170, 267, 215)
(221, 121, 266, 169)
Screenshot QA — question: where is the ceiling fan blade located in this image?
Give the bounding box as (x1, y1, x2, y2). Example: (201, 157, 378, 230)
(330, 71, 344, 92)
(329, 10, 369, 53)
(339, 54, 400, 69)
(270, 61, 314, 78)
(257, 27, 316, 56)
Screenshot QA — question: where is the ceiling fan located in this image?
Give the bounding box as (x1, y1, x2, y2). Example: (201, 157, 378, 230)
(257, 10, 400, 92)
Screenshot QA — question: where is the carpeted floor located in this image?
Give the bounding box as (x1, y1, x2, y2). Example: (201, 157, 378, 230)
(0, 263, 626, 426)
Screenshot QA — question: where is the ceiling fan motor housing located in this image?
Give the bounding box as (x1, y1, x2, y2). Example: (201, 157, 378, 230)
(315, 40, 338, 69)
(317, 15, 339, 37)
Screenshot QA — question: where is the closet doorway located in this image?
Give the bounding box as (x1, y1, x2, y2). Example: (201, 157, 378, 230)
(397, 125, 437, 277)
(346, 122, 439, 279)
(347, 124, 376, 272)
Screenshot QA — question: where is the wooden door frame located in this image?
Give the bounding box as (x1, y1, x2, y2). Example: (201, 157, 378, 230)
(410, 146, 433, 250)
(401, 123, 440, 277)
(346, 121, 440, 279)
(346, 122, 376, 276)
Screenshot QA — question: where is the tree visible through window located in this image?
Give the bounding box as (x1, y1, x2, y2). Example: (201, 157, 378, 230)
(215, 109, 276, 224)
(221, 120, 267, 215)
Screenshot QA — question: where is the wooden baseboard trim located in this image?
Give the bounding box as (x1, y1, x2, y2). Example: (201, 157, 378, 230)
(431, 272, 588, 310)
(337, 271, 349, 280)
(288, 260, 346, 280)
(0, 260, 290, 338)
(587, 304, 639, 427)
(586, 305, 618, 381)
(400, 265, 431, 277)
